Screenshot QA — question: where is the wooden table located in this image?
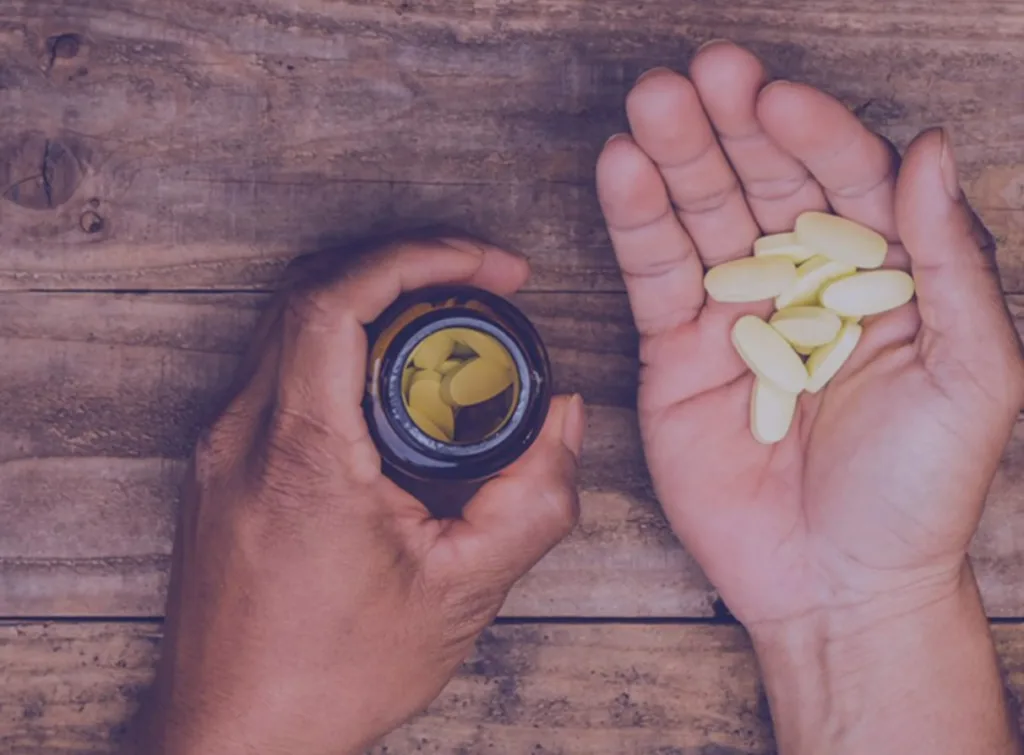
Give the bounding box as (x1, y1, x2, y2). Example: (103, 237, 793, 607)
(2, 1, 1023, 752)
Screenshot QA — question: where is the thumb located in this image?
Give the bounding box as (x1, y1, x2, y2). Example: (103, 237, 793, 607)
(438, 394, 585, 588)
(896, 128, 1023, 399)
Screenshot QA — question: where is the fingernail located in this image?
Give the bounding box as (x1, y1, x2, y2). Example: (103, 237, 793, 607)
(696, 38, 732, 54)
(760, 79, 791, 96)
(439, 237, 486, 257)
(603, 132, 630, 148)
(940, 128, 961, 201)
(494, 241, 528, 259)
(635, 66, 673, 86)
(561, 394, 586, 461)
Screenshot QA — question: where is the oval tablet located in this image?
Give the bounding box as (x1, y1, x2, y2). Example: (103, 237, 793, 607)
(412, 331, 455, 370)
(442, 357, 514, 407)
(407, 379, 455, 438)
(805, 322, 863, 394)
(406, 406, 449, 442)
(704, 257, 797, 303)
(410, 369, 442, 390)
(819, 270, 916, 317)
(753, 232, 815, 264)
(750, 377, 799, 445)
(448, 328, 513, 368)
(770, 307, 842, 349)
(438, 359, 464, 375)
(775, 255, 857, 309)
(795, 211, 888, 269)
(731, 315, 808, 394)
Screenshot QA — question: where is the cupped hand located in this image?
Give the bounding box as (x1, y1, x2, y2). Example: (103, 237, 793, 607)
(132, 237, 584, 755)
(596, 41, 1024, 630)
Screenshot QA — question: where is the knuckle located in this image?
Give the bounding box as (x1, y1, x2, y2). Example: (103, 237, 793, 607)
(192, 411, 247, 488)
(284, 286, 329, 330)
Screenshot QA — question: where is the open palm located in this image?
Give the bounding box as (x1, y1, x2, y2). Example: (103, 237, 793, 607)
(596, 42, 1024, 627)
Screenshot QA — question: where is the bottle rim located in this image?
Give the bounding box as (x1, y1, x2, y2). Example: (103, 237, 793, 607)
(385, 313, 533, 457)
(368, 288, 553, 482)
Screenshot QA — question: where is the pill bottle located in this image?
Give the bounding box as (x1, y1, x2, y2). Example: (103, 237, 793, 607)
(364, 286, 552, 516)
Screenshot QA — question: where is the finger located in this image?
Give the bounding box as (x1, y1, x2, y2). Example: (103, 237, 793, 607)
(626, 68, 761, 265)
(757, 81, 899, 240)
(895, 128, 1024, 400)
(276, 240, 530, 445)
(689, 42, 828, 232)
(301, 237, 530, 325)
(596, 133, 705, 335)
(439, 394, 584, 585)
(881, 244, 913, 272)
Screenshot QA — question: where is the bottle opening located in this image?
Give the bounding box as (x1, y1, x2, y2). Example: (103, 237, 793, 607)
(400, 327, 520, 445)
(365, 285, 553, 487)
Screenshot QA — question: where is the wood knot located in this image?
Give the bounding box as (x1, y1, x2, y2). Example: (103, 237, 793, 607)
(80, 210, 104, 233)
(1, 133, 83, 210)
(48, 34, 81, 61)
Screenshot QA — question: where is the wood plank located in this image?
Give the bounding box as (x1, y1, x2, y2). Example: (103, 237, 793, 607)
(5, 620, 1024, 754)
(0, 292, 710, 618)
(0, 0, 1022, 290)
(4, 292, 1024, 618)
(0, 622, 766, 755)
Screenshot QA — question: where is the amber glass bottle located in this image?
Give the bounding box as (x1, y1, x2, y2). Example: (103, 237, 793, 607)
(364, 286, 552, 515)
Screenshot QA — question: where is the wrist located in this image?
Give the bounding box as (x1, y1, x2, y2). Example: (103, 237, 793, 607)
(749, 561, 1019, 754)
(123, 678, 371, 755)
(124, 717, 366, 755)
(748, 558, 969, 655)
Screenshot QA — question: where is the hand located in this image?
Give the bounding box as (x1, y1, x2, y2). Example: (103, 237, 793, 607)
(128, 237, 585, 755)
(597, 40, 1022, 629)
(596, 41, 1023, 753)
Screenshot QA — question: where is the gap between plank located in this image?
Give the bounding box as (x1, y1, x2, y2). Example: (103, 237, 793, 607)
(0, 616, 733, 625)
(9, 288, 637, 297)
(5, 615, 1024, 625)
(11, 288, 1024, 297)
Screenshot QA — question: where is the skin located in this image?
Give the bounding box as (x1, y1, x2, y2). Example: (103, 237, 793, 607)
(124, 237, 585, 755)
(595, 41, 1024, 753)
(126, 41, 1024, 755)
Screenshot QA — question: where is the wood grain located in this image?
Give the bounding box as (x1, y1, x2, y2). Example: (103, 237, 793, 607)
(0, 622, 766, 755)
(0, 291, 710, 618)
(0, 0, 1022, 290)
(6, 620, 1024, 755)
(4, 292, 1024, 619)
